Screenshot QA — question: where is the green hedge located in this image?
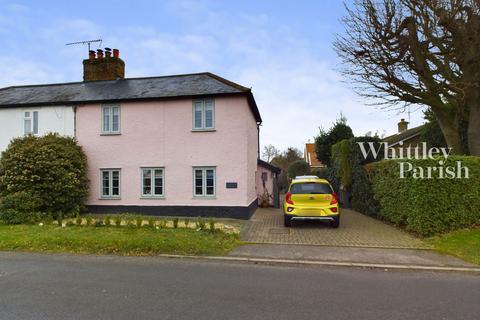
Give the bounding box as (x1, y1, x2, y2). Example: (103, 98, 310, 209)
(349, 137, 383, 216)
(370, 156, 480, 236)
(329, 136, 382, 213)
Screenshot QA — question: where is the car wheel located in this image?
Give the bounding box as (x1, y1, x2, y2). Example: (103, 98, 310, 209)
(331, 216, 340, 228)
(284, 215, 292, 227)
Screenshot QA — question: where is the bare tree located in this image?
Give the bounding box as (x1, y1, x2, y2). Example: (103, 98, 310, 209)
(335, 0, 480, 155)
(262, 144, 280, 162)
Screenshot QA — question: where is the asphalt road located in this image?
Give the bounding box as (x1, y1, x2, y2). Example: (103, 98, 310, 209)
(0, 252, 479, 320)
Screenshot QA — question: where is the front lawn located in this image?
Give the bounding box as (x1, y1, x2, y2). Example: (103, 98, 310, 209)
(429, 228, 480, 265)
(0, 224, 239, 256)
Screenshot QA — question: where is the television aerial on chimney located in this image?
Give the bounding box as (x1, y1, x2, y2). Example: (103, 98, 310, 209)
(66, 39, 103, 51)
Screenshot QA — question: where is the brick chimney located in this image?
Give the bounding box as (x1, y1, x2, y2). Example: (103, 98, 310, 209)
(83, 48, 125, 81)
(398, 118, 409, 133)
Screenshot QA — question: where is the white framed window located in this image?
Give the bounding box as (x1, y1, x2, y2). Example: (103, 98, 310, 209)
(24, 111, 39, 135)
(141, 167, 164, 197)
(100, 169, 121, 198)
(193, 167, 216, 197)
(102, 105, 121, 134)
(193, 99, 214, 130)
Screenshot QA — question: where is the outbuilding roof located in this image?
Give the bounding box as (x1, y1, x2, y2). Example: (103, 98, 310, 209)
(0, 72, 262, 122)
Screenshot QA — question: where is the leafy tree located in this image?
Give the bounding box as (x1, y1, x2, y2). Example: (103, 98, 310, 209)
(335, 0, 480, 155)
(0, 134, 89, 223)
(262, 144, 280, 162)
(288, 160, 311, 179)
(315, 116, 354, 166)
(421, 108, 447, 148)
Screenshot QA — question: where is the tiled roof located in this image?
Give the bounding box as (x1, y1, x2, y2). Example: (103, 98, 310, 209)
(0, 72, 262, 122)
(305, 143, 324, 167)
(257, 159, 281, 173)
(383, 124, 425, 146)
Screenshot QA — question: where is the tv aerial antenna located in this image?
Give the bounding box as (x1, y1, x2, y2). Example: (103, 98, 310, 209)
(66, 39, 103, 51)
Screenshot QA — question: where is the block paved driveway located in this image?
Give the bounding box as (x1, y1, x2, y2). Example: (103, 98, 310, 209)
(241, 208, 430, 249)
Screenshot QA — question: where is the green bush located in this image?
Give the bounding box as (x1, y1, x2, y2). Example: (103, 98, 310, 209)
(371, 156, 480, 236)
(0, 134, 89, 223)
(0, 191, 44, 224)
(287, 160, 310, 179)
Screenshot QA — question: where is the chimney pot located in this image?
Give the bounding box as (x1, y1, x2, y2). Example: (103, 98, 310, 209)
(105, 49, 112, 58)
(398, 118, 409, 133)
(113, 48, 119, 58)
(88, 50, 95, 60)
(96, 49, 104, 59)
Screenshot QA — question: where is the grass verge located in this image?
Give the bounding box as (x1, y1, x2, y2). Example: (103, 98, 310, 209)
(428, 228, 480, 265)
(0, 224, 239, 256)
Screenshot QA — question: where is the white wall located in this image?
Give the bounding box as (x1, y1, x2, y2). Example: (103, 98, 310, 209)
(0, 106, 75, 151)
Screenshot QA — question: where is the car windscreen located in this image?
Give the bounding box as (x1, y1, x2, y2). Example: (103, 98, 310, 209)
(290, 182, 332, 194)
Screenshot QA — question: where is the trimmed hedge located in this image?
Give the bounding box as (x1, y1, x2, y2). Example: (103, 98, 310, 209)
(349, 137, 383, 216)
(0, 134, 89, 223)
(370, 156, 480, 236)
(329, 136, 382, 213)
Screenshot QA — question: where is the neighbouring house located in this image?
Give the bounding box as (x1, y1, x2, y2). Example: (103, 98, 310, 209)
(0, 48, 278, 219)
(0, 98, 75, 152)
(383, 119, 425, 154)
(256, 159, 281, 208)
(304, 142, 325, 168)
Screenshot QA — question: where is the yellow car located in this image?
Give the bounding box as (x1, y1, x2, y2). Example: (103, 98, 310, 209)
(283, 175, 340, 228)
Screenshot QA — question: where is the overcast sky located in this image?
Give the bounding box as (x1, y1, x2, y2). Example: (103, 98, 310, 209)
(0, 0, 425, 151)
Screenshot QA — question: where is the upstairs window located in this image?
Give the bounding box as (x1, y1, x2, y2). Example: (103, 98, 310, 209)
(24, 111, 38, 135)
(193, 167, 216, 197)
(102, 105, 120, 134)
(193, 99, 214, 130)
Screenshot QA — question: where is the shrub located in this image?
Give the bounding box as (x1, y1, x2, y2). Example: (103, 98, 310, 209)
(104, 216, 112, 227)
(158, 219, 167, 228)
(173, 218, 179, 229)
(196, 218, 206, 230)
(0, 134, 89, 222)
(75, 216, 83, 226)
(114, 215, 122, 227)
(184, 219, 190, 228)
(57, 213, 63, 227)
(85, 216, 93, 226)
(371, 156, 480, 236)
(148, 217, 156, 228)
(0, 191, 44, 224)
(208, 219, 216, 232)
(135, 216, 143, 227)
(287, 160, 310, 179)
(94, 220, 104, 227)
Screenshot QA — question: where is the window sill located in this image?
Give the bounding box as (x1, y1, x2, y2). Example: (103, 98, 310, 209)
(192, 196, 217, 199)
(100, 132, 122, 136)
(140, 196, 166, 200)
(99, 197, 121, 200)
(191, 129, 216, 132)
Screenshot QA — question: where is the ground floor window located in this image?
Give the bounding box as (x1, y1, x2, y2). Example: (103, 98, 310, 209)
(100, 169, 120, 198)
(141, 167, 164, 197)
(193, 167, 216, 197)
